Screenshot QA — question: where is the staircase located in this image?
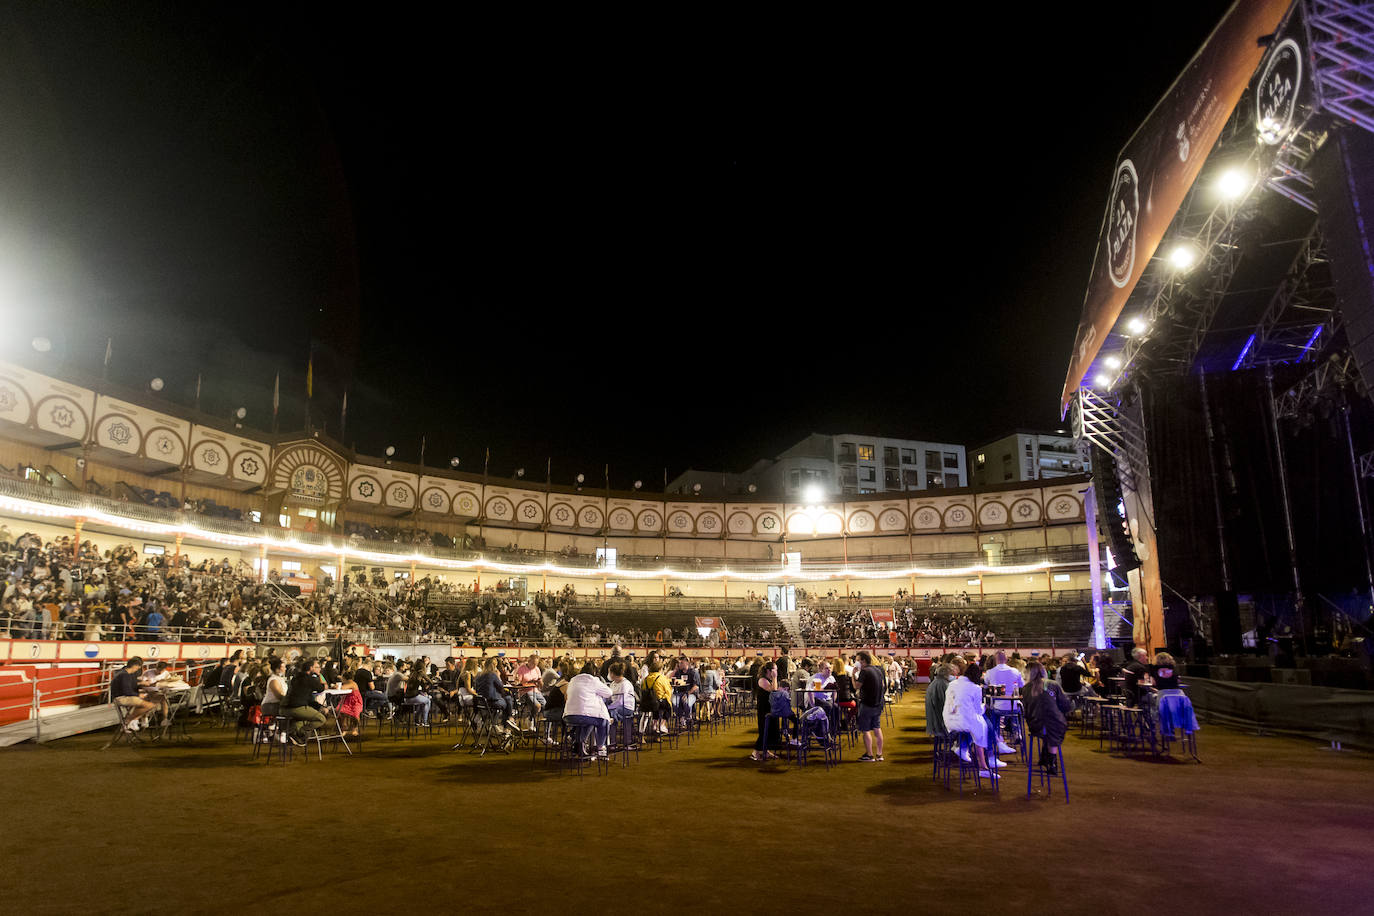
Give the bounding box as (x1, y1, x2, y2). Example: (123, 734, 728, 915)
(0, 705, 119, 747)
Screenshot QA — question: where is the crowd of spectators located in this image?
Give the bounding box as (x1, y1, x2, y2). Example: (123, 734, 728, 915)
(796, 604, 998, 647)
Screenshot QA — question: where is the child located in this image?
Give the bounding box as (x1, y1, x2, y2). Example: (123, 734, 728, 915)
(337, 677, 363, 737)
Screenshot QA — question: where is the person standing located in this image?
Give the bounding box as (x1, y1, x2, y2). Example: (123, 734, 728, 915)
(855, 651, 885, 762)
(750, 660, 780, 762)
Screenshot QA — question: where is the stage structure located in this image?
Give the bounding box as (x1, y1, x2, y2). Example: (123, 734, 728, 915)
(1063, 1, 1374, 655)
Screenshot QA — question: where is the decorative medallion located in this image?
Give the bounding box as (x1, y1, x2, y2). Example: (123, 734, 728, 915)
(355, 479, 375, 498)
(201, 447, 222, 467)
(49, 405, 75, 429)
(107, 420, 133, 447)
(239, 456, 261, 477)
(0, 386, 17, 413)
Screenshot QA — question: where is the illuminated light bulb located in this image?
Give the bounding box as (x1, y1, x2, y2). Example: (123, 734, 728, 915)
(1094, 373, 1112, 388)
(1127, 316, 1148, 335)
(1216, 168, 1250, 200)
(1168, 244, 1197, 270)
(1104, 355, 1122, 370)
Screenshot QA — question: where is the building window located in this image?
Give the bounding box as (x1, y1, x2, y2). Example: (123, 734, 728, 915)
(884, 468, 900, 489)
(838, 442, 856, 462)
(281, 560, 302, 572)
(858, 488, 876, 494)
(976, 453, 986, 467)
(860, 466, 876, 483)
(249, 510, 261, 523)
(297, 507, 318, 518)
(903, 469, 918, 488)
(857, 444, 874, 461)
(883, 446, 898, 464)
(790, 470, 801, 489)
(901, 448, 916, 464)
(926, 471, 944, 488)
(1025, 442, 1034, 455)
(943, 452, 959, 468)
(143, 544, 165, 556)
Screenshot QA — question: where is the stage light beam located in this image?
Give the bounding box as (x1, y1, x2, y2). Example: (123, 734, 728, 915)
(1217, 168, 1250, 200)
(1168, 244, 1198, 271)
(1127, 316, 1148, 335)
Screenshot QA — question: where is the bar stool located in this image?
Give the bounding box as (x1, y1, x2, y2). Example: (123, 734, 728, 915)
(1025, 731, 1069, 803)
(943, 731, 996, 795)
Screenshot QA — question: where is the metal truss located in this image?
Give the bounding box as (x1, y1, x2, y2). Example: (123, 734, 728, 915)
(1264, 120, 1326, 212)
(1360, 450, 1374, 479)
(1071, 386, 1150, 491)
(1241, 224, 1339, 366)
(1309, 0, 1374, 135)
(1275, 349, 1368, 420)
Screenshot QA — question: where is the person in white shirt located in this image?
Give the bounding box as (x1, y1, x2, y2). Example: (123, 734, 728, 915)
(943, 663, 1003, 779)
(983, 650, 1022, 756)
(563, 671, 612, 758)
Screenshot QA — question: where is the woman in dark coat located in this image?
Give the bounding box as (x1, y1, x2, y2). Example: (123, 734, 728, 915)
(1021, 661, 1072, 773)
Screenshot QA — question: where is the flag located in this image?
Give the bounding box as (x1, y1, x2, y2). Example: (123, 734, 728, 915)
(484, 447, 490, 476)
(272, 371, 280, 429)
(306, 355, 313, 400)
(103, 338, 112, 377)
(420, 435, 426, 467)
(340, 390, 348, 438)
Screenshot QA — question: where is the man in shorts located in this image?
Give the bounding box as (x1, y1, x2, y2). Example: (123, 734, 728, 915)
(855, 651, 885, 762)
(111, 656, 158, 731)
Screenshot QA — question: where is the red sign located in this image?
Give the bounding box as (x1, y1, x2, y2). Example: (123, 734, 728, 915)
(289, 575, 316, 594)
(694, 617, 721, 629)
(870, 609, 895, 625)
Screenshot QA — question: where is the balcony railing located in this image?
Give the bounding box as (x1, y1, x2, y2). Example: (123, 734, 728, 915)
(0, 476, 1095, 577)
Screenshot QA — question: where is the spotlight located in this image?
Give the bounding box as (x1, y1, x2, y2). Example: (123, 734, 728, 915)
(1168, 244, 1197, 271)
(150, 377, 164, 392)
(1094, 373, 1112, 388)
(1127, 316, 1148, 335)
(803, 484, 823, 504)
(747, 483, 757, 493)
(449, 457, 460, 468)
(1103, 355, 1122, 370)
(385, 445, 396, 457)
(692, 483, 701, 493)
(31, 337, 51, 353)
(235, 407, 247, 420)
(1216, 167, 1250, 200)
(516, 468, 525, 478)
(576, 473, 585, 484)
(633, 480, 642, 490)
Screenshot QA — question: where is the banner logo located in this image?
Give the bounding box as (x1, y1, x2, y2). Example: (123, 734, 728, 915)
(1257, 38, 1301, 145)
(1107, 159, 1139, 288)
(84, 644, 100, 658)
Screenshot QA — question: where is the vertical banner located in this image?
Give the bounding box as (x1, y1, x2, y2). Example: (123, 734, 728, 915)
(1062, 0, 1293, 410)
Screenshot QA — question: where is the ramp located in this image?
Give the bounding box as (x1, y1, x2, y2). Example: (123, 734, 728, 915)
(0, 704, 119, 747)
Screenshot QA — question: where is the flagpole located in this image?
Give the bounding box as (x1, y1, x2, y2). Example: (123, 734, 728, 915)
(271, 370, 280, 434)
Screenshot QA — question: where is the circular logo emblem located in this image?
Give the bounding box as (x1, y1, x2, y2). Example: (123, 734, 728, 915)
(1257, 38, 1302, 146)
(83, 643, 99, 658)
(428, 491, 446, 509)
(1106, 159, 1139, 289)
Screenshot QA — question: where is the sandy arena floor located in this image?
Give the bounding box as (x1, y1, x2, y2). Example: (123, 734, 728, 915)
(2, 692, 1371, 913)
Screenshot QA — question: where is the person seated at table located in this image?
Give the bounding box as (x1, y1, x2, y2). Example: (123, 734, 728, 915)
(1150, 651, 1199, 734)
(606, 661, 637, 733)
(281, 657, 330, 746)
(925, 662, 954, 748)
(808, 660, 839, 736)
(1121, 647, 1150, 708)
(701, 658, 723, 718)
(1092, 653, 1119, 697)
(354, 659, 390, 718)
(830, 656, 858, 728)
(403, 664, 432, 727)
(943, 662, 1000, 778)
(1021, 661, 1072, 774)
(336, 676, 363, 737)
(671, 656, 700, 719)
(436, 656, 460, 715)
(1056, 653, 1094, 697)
(564, 666, 612, 758)
(642, 660, 673, 735)
(475, 657, 517, 732)
(456, 658, 480, 709)
(261, 656, 288, 719)
(111, 656, 158, 732)
(983, 651, 1022, 756)
(541, 660, 572, 744)
(515, 654, 546, 727)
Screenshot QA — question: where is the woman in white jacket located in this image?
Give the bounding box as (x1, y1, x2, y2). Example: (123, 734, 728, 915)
(943, 663, 999, 779)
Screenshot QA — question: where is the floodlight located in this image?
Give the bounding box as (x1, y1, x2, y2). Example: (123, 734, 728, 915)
(150, 377, 164, 392)
(1103, 355, 1122, 370)
(449, 457, 460, 468)
(1127, 316, 1148, 335)
(1217, 168, 1250, 200)
(692, 483, 701, 493)
(747, 483, 757, 493)
(633, 480, 642, 490)
(803, 484, 823, 504)
(234, 407, 247, 420)
(516, 468, 525, 478)
(576, 473, 585, 484)
(1094, 373, 1112, 388)
(385, 445, 396, 457)
(1168, 244, 1197, 270)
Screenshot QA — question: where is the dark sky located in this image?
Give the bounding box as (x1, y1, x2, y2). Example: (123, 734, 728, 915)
(0, 1, 1237, 487)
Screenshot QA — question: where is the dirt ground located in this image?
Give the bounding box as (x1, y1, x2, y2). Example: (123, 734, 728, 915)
(2, 692, 1371, 914)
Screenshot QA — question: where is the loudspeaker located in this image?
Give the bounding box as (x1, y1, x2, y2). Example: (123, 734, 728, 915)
(1312, 127, 1374, 386)
(1092, 446, 1141, 581)
(1214, 590, 1241, 653)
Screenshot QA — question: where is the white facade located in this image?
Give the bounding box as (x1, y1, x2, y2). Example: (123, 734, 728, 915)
(767, 432, 966, 499)
(972, 430, 1087, 487)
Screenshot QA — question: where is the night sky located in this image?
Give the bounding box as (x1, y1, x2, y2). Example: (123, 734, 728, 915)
(0, 1, 1236, 488)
